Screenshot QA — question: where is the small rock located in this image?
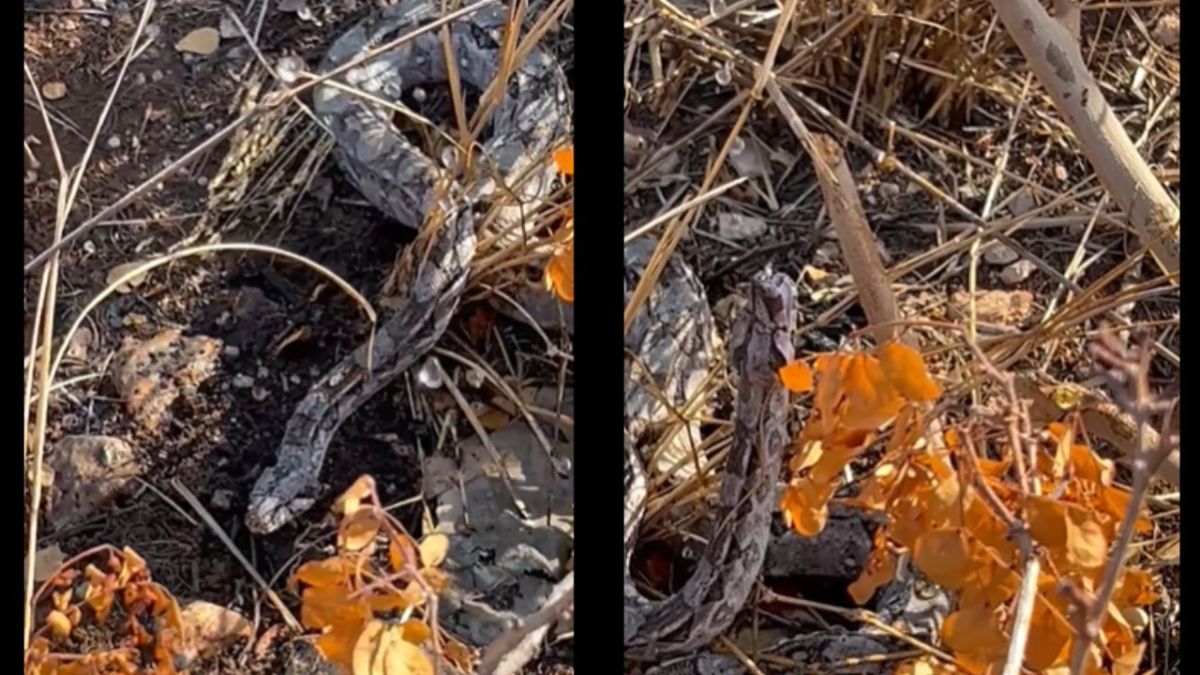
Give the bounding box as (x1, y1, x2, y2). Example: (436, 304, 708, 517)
(232, 374, 254, 389)
(179, 600, 252, 664)
(106, 261, 147, 293)
(66, 327, 94, 361)
(222, 344, 241, 360)
(47, 436, 141, 530)
(106, 134, 121, 149)
(135, 71, 147, 86)
(1152, 13, 1180, 49)
(41, 81, 68, 101)
(951, 289, 1035, 327)
(983, 242, 1019, 265)
(30, 545, 67, 582)
(111, 329, 222, 433)
(218, 15, 241, 39)
(1007, 187, 1037, 217)
(876, 181, 900, 199)
(151, 69, 165, 82)
(417, 356, 444, 389)
(209, 489, 235, 510)
(175, 27, 221, 56)
(251, 386, 269, 401)
(999, 259, 1036, 285)
(716, 212, 768, 241)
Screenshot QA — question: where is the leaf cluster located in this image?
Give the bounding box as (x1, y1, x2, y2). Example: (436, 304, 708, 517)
(25, 546, 185, 675)
(778, 344, 1159, 673)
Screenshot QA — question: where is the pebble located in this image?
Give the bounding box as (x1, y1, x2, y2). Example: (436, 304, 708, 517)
(877, 181, 900, 199)
(106, 135, 121, 149)
(151, 69, 165, 82)
(210, 489, 235, 510)
(983, 242, 1019, 265)
(232, 374, 255, 389)
(999, 259, 1036, 285)
(222, 344, 241, 359)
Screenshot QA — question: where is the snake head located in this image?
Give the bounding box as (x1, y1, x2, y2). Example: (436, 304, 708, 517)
(732, 268, 797, 384)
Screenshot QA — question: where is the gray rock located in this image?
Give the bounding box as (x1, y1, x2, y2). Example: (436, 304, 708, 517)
(47, 436, 141, 530)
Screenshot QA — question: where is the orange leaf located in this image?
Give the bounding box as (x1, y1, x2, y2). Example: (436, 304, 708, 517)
(544, 240, 574, 303)
(1025, 496, 1108, 570)
(553, 147, 574, 175)
(340, 511, 382, 552)
(848, 543, 896, 605)
(1022, 598, 1073, 670)
(840, 354, 903, 430)
(912, 528, 973, 590)
(1112, 568, 1158, 607)
(399, 619, 432, 645)
(316, 623, 363, 671)
(780, 479, 836, 536)
(813, 354, 850, 430)
(335, 475, 376, 516)
(381, 634, 434, 675)
(418, 534, 449, 568)
(778, 361, 814, 393)
(941, 604, 1008, 663)
(45, 610, 72, 639)
(389, 537, 420, 574)
(300, 584, 370, 631)
(295, 557, 352, 590)
(876, 341, 941, 401)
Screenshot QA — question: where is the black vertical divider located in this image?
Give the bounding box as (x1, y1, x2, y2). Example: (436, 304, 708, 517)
(570, 0, 627, 671)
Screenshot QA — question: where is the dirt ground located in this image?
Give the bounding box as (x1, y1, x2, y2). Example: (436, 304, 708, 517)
(25, 1, 574, 673)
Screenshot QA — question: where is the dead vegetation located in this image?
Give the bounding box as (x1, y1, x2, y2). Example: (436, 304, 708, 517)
(623, 0, 1178, 672)
(26, 1, 573, 673)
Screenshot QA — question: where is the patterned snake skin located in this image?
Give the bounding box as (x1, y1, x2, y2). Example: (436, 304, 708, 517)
(624, 252, 796, 661)
(246, 0, 569, 533)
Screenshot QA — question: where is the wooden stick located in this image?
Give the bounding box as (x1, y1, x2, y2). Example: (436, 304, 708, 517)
(986, 0, 1179, 281)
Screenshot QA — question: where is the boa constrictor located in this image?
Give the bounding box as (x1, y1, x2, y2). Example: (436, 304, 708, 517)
(623, 237, 796, 661)
(246, 0, 569, 533)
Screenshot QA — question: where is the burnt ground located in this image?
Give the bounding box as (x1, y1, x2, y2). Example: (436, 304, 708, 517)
(25, 1, 573, 673)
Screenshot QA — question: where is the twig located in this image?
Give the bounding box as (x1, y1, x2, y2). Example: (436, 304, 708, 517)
(477, 572, 574, 675)
(1066, 333, 1179, 673)
(171, 480, 302, 631)
(985, 0, 1179, 280)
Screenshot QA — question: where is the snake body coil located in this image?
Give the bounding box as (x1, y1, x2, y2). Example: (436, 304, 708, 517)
(246, 0, 569, 533)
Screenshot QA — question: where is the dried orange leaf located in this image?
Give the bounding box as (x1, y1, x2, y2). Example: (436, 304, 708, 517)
(553, 147, 574, 175)
(389, 537, 420, 573)
(941, 604, 1007, 662)
(778, 361, 814, 393)
(912, 528, 973, 590)
(352, 619, 387, 675)
(840, 354, 903, 430)
(877, 341, 941, 401)
(1112, 568, 1158, 607)
(544, 239, 574, 303)
(341, 511, 382, 552)
(848, 544, 896, 605)
(335, 475, 375, 516)
(45, 609, 72, 639)
(1026, 496, 1108, 570)
(381, 633, 434, 675)
(1022, 599, 1072, 670)
(399, 619, 432, 645)
(780, 479, 835, 536)
(295, 557, 351, 589)
(418, 534, 450, 568)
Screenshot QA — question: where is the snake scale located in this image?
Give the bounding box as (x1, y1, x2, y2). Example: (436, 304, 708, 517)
(246, 0, 569, 533)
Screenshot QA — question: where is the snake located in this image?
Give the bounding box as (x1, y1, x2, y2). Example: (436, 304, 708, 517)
(623, 236, 796, 661)
(245, 0, 569, 534)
